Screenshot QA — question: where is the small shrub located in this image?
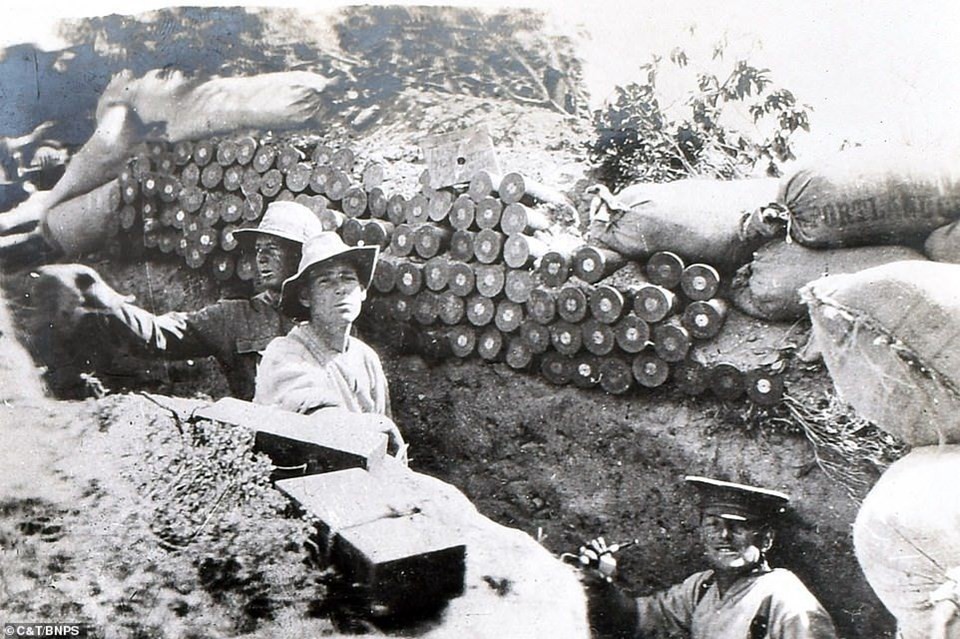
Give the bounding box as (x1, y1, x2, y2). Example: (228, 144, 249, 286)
(589, 37, 812, 190)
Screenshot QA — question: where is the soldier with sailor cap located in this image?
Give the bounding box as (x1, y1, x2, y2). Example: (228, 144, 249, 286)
(581, 475, 837, 639)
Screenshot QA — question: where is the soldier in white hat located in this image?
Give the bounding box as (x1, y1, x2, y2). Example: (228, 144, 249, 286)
(254, 231, 393, 417)
(582, 475, 837, 639)
(37, 201, 322, 399)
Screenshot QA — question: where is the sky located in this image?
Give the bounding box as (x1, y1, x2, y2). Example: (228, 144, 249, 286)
(0, 0, 957, 160)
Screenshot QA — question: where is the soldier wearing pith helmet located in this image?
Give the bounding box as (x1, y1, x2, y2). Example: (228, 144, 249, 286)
(583, 476, 837, 639)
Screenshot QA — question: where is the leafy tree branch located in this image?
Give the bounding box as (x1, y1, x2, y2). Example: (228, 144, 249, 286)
(588, 39, 812, 191)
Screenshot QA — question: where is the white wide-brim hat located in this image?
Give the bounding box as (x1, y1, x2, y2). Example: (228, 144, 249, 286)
(280, 231, 379, 318)
(233, 200, 325, 244)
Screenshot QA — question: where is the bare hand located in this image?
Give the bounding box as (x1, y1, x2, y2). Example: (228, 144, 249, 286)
(579, 537, 619, 578)
(30, 145, 69, 170)
(381, 421, 408, 465)
(0, 190, 53, 233)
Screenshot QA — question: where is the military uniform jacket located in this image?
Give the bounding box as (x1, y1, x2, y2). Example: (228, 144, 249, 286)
(109, 291, 293, 400)
(634, 567, 838, 639)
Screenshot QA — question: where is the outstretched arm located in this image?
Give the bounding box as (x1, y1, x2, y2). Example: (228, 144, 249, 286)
(32, 263, 227, 360)
(580, 571, 640, 638)
(0, 103, 144, 232)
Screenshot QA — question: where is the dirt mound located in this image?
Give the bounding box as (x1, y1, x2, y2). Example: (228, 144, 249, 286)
(346, 86, 593, 200)
(1, 394, 336, 637)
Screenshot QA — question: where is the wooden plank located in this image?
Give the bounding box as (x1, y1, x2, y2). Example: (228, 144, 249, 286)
(419, 125, 500, 189)
(194, 398, 389, 475)
(276, 468, 418, 541)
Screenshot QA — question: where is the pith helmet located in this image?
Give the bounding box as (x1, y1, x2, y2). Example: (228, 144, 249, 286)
(233, 201, 324, 244)
(280, 231, 379, 318)
(684, 476, 790, 523)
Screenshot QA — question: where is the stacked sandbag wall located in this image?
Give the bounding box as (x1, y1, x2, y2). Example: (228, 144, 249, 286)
(777, 147, 960, 636)
(802, 261, 960, 637)
(728, 146, 960, 322)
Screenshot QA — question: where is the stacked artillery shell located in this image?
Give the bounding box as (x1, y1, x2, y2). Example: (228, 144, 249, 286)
(369, 168, 578, 368)
(122, 135, 373, 283)
(364, 173, 783, 405)
(121, 146, 783, 406)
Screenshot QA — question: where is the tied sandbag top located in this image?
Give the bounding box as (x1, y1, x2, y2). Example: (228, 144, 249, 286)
(802, 260, 960, 389)
(778, 146, 960, 248)
(587, 178, 781, 270)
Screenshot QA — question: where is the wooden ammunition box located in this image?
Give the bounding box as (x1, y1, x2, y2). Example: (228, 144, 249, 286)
(194, 398, 388, 477)
(335, 512, 466, 617)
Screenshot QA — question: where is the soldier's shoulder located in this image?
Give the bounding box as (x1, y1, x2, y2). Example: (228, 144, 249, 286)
(760, 569, 824, 607)
(349, 336, 382, 357)
(214, 294, 280, 315)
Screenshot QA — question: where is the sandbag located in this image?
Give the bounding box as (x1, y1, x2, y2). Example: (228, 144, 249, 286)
(854, 445, 960, 639)
(801, 260, 960, 445)
(588, 178, 781, 271)
(99, 69, 337, 142)
(731, 240, 925, 321)
(780, 146, 960, 248)
(40, 179, 121, 256)
(925, 219, 960, 263)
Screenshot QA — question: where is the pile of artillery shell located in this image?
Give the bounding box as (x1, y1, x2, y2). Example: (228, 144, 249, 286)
(357, 168, 784, 406)
(117, 140, 783, 406)
(116, 136, 370, 280)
